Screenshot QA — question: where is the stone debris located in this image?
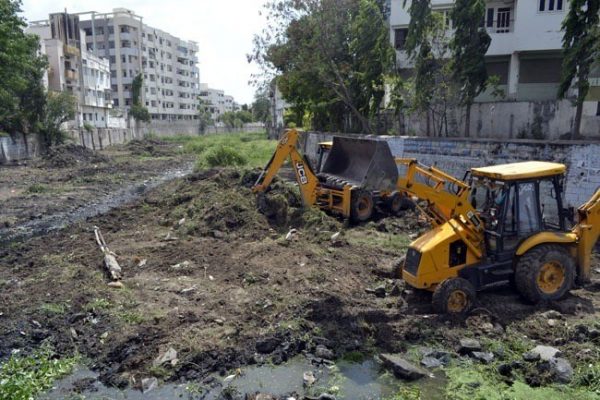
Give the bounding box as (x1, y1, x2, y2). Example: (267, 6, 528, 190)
(458, 338, 482, 354)
(142, 377, 158, 393)
(380, 353, 429, 381)
(315, 345, 334, 360)
(303, 370, 316, 387)
(470, 351, 494, 364)
(531, 345, 561, 361)
(153, 347, 178, 367)
(549, 357, 574, 383)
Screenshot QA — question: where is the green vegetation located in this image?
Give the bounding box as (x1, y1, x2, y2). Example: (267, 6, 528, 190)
(253, 0, 393, 133)
(39, 302, 68, 315)
(130, 74, 151, 123)
(26, 183, 49, 194)
(0, 344, 78, 400)
(558, 0, 600, 138)
(444, 364, 599, 400)
(162, 132, 275, 170)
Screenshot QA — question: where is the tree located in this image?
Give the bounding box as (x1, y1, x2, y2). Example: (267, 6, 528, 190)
(38, 91, 77, 148)
(252, 92, 271, 124)
(0, 0, 48, 151)
(558, 0, 600, 138)
(450, 0, 491, 137)
(251, 0, 393, 133)
(129, 73, 150, 122)
(198, 98, 214, 134)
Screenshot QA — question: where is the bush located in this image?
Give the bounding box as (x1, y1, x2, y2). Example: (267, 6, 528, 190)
(196, 145, 248, 169)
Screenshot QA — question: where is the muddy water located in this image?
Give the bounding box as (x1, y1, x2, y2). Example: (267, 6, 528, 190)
(41, 356, 447, 399)
(0, 165, 192, 245)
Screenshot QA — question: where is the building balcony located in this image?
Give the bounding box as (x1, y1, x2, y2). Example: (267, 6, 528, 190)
(64, 44, 80, 57)
(65, 70, 79, 81)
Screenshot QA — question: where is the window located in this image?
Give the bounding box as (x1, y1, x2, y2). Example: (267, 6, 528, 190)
(394, 28, 408, 50)
(518, 183, 540, 234)
(539, 0, 563, 11)
(486, 8, 494, 28)
(496, 8, 511, 33)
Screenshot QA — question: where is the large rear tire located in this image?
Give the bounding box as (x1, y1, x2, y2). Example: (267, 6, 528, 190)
(432, 278, 476, 314)
(350, 190, 374, 223)
(514, 245, 575, 303)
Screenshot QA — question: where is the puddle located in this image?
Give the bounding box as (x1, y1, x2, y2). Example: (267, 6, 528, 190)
(0, 165, 192, 245)
(41, 355, 447, 400)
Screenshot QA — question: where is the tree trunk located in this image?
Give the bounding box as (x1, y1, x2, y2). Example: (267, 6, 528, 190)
(21, 132, 29, 157)
(572, 101, 583, 139)
(464, 104, 471, 138)
(426, 111, 431, 137)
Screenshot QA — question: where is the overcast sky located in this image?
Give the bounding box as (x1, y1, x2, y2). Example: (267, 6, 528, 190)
(21, 0, 268, 105)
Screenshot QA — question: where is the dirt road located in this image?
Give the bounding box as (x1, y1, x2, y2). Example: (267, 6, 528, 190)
(1, 140, 600, 399)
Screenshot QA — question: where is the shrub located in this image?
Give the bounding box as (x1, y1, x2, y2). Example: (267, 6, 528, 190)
(196, 145, 248, 169)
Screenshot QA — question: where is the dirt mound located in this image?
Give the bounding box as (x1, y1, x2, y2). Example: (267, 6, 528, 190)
(126, 137, 175, 157)
(146, 168, 341, 239)
(40, 144, 109, 168)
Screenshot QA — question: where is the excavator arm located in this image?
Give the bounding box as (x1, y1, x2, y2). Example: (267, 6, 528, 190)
(574, 187, 600, 282)
(252, 129, 319, 207)
(396, 158, 485, 259)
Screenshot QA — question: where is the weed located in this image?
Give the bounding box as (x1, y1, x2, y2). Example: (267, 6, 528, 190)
(384, 386, 422, 400)
(574, 362, 600, 394)
(117, 311, 146, 325)
(84, 298, 112, 312)
(342, 351, 367, 363)
(0, 344, 78, 400)
(197, 145, 248, 168)
(40, 302, 68, 315)
(26, 184, 48, 194)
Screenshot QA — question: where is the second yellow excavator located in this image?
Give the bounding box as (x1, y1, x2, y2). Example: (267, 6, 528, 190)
(396, 159, 600, 313)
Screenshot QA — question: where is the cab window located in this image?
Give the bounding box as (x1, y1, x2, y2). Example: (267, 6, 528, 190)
(518, 182, 541, 234)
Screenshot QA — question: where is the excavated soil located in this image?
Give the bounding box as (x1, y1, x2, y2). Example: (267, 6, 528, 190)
(1, 155, 600, 396)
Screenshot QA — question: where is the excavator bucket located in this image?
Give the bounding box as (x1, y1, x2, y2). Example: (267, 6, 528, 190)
(319, 136, 398, 191)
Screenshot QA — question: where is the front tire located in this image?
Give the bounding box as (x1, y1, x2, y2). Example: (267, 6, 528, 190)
(515, 245, 575, 303)
(350, 190, 374, 223)
(432, 278, 476, 314)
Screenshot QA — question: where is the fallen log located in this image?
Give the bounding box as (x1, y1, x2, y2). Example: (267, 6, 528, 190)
(94, 226, 122, 282)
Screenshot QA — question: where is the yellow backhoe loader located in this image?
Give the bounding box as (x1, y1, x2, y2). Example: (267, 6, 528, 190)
(396, 159, 600, 313)
(253, 129, 406, 222)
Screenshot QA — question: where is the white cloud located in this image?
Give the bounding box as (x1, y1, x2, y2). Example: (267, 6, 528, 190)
(21, 0, 267, 104)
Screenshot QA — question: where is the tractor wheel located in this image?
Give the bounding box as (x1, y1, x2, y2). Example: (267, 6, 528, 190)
(515, 245, 575, 303)
(386, 192, 407, 215)
(432, 278, 476, 314)
(350, 190, 374, 223)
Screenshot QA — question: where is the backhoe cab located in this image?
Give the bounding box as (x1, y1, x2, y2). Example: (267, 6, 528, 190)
(399, 160, 600, 314)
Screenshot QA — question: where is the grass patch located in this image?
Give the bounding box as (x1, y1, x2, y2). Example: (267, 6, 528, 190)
(26, 184, 49, 194)
(39, 302, 68, 315)
(444, 364, 599, 400)
(0, 344, 78, 400)
(346, 230, 411, 252)
(166, 132, 275, 170)
(83, 298, 112, 313)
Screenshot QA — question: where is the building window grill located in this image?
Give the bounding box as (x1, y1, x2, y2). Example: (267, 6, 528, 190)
(539, 0, 563, 12)
(394, 28, 408, 50)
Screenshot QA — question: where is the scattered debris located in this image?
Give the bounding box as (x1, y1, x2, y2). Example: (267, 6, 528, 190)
(530, 345, 561, 361)
(470, 351, 494, 364)
(303, 371, 316, 387)
(142, 377, 158, 393)
(458, 338, 482, 354)
(94, 226, 122, 283)
(549, 357, 573, 383)
(285, 229, 298, 241)
(315, 345, 334, 360)
(153, 347, 178, 367)
(380, 353, 429, 381)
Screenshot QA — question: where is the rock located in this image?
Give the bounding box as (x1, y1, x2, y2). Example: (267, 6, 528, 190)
(540, 310, 563, 319)
(523, 351, 541, 362)
(303, 371, 316, 387)
(285, 229, 298, 241)
(547, 319, 558, 327)
(178, 218, 186, 226)
(153, 347, 178, 367)
(142, 377, 158, 393)
(315, 345, 334, 360)
(256, 337, 281, 354)
(380, 354, 429, 381)
(212, 230, 226, 239)
(549, 357, 573, 383)
(108, 281, 123, 289)
(420, 348, 452, 366)
(163, 232, 178, 242)
(471, 351, 494, 364)
(458, 338, 481, 354)
(254, 394, 275, 400)
(421, 356, 442, 369)
(497, 363, 512, 376)
(331, 232, 341, 241)
(531, 345, 561, 361)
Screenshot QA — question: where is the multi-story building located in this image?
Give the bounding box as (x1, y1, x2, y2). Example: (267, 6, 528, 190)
(28, 12, 113, 128)
(199, 83, 238, 121)
(390, 0, 599, 103)
(78, 8, 200, 122)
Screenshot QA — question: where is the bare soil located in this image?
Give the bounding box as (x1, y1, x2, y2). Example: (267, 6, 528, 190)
(1, 146, 600, 396)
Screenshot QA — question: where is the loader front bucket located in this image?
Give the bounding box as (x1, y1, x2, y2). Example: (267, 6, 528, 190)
(319, 136, 398, 191)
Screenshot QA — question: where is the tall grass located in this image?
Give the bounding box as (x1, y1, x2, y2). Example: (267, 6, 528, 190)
(163, 132, 276, 169)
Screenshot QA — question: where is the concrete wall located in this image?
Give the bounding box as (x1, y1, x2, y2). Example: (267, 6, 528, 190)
(299, 132, 600, 208)
(0, 136, 42, 164)
(400, 100, 600, 139)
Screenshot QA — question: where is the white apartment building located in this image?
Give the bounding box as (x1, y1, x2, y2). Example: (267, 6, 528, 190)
(199, 83, 238, 121)
(28, 13, 113, 128)
(79, 8, 200, 122)
(390, 0, 600, 104)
